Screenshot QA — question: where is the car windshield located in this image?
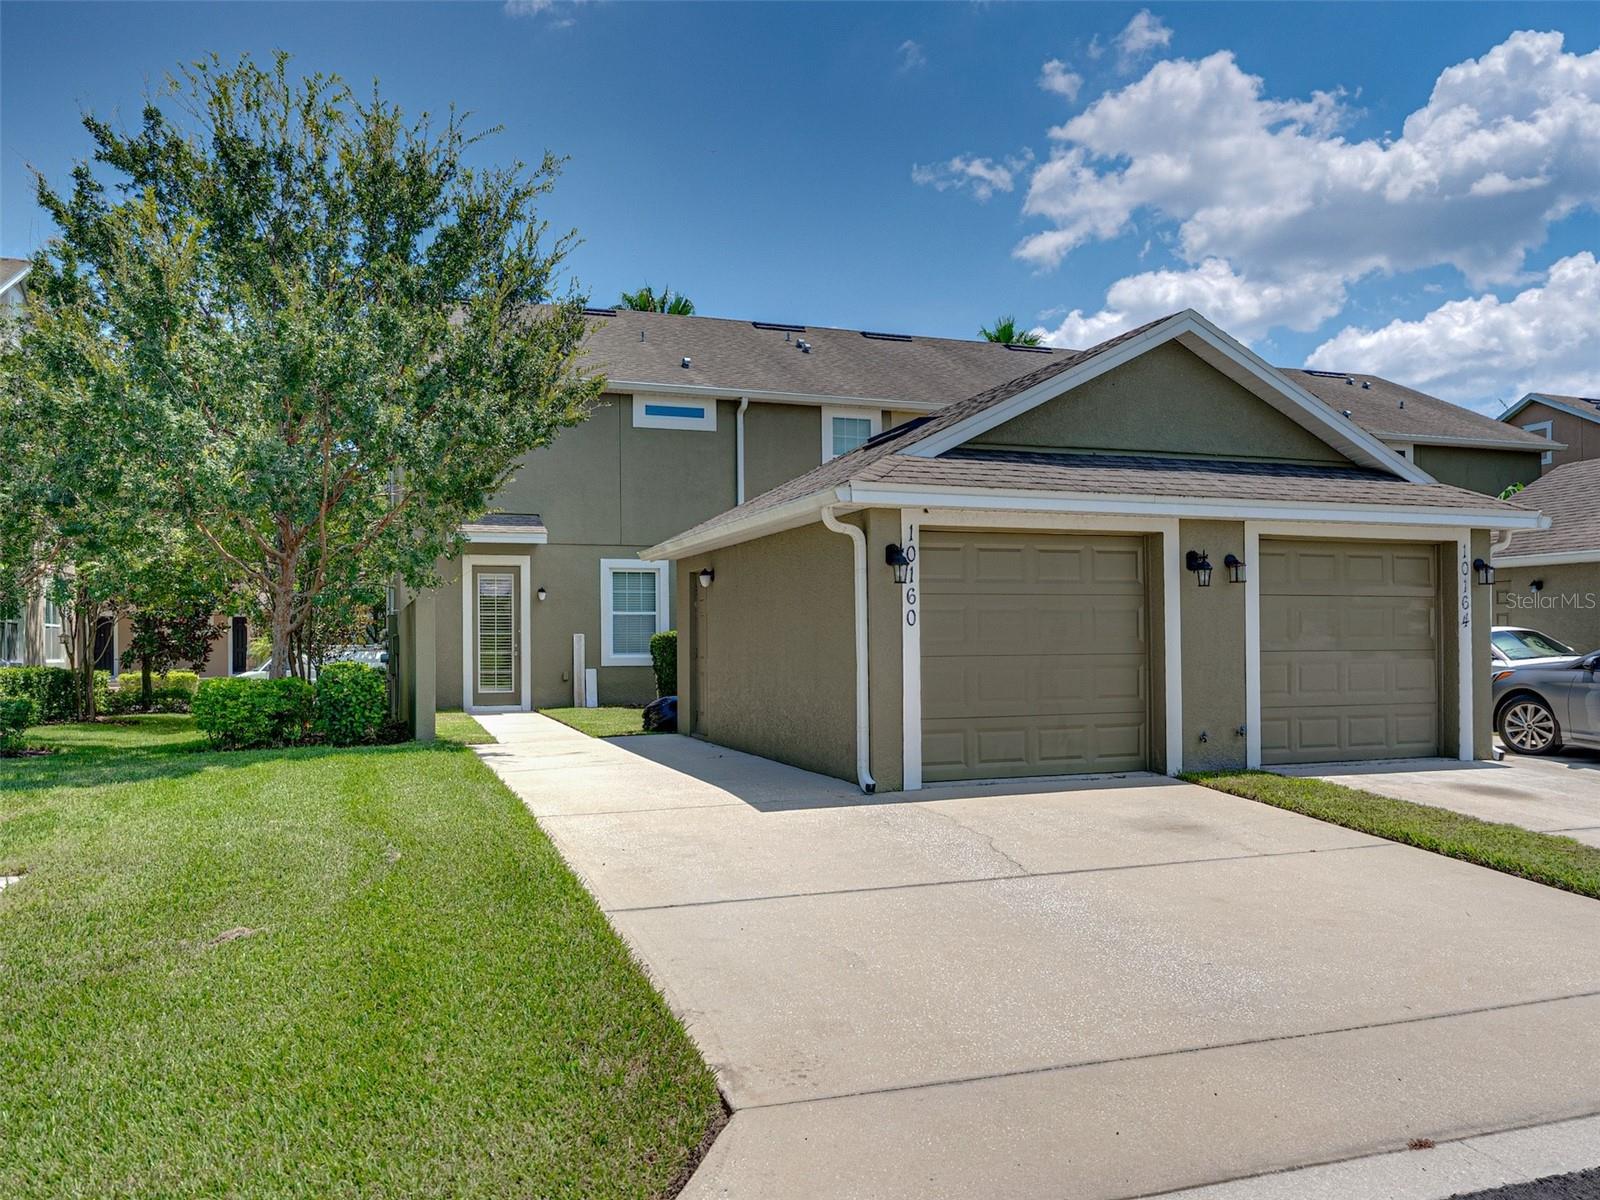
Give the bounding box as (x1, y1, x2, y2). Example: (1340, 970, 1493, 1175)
(1492, 629, 1576, 661)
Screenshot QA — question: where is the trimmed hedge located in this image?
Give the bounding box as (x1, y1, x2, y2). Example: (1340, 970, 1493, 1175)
(103, 670, 202, 715)
(0, 696, 36, 754)
(650, 630, 677, 698)
(193, 677, 315, 750)
(313, 662, 387, 746)
(0, 666, 77, 723)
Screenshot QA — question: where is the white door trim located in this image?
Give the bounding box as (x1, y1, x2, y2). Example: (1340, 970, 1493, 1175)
(897, 508, 1182, 785)
(1244, 522, 1473, 767)
(900, 509, 921, 790)
(462, 554, 532, 714)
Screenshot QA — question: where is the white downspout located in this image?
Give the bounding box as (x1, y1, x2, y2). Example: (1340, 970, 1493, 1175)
(820, 505, 876, 794)
(735, 396, 750, 504)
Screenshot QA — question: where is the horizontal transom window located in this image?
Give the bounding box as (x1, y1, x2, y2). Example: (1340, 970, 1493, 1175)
(633, 394, 717, 431)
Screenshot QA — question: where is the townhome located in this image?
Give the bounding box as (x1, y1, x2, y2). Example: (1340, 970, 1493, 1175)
(1500, 391, 1600, 471)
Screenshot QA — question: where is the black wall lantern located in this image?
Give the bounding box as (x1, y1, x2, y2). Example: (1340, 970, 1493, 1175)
(1185, 549, 1213, 588)
(885, 543, 913, 585)
(1530, 579, 1544, 593)
(536, 586, 547, 602)
(1224, 553, 1246, 584)
(698, 568, 715, 589)
(1472, 558, 1495, 586)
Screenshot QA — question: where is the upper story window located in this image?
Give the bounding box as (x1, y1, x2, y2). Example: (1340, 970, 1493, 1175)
(822, 406, 882, 462)
(633, 394, 717, 431)
(1522, 420, 1554, 466)
(43, 598, 65, 664)
(600, 558, 670, 667)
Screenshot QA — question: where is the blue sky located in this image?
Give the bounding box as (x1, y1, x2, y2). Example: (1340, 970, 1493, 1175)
(3, 2, 1596, 411)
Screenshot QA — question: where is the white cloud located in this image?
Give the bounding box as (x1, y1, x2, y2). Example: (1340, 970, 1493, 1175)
(1305, 252, 1600, 409)
(504, 0, 552, 12)
(897, 39, 927, 73)
(1015, 31, 1600, 291)
(912, 151, 1032, 202)
(1114, 10, 1173, 71)
(1038, 59, 1083, 100)
(1036, 258, 1346, 346)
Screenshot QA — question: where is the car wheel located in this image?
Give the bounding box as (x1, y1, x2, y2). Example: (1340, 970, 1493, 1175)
(1498, 696, 1563, 755)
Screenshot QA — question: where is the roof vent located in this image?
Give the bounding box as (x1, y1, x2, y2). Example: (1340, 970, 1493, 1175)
(1342, 409, 1352, 418)
(681, 356, 692, 369)
(753, 321, 806, 332)
(1003, 343, 1054, 353)
(582, 306, 617, 317)
(1345, 377, 1355, 385)
(861, 330, 914, 342)
(1302, 369, 1347, 378)
(797, 339, 812, 353)
(1399, 398, 1405, 409)
(1361, 380, 1371, 389)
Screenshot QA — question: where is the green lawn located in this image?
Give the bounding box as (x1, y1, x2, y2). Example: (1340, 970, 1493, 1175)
(0, 715, 722, 1200)
(1187, 769, 1600, 901)
(542, 706, 656, 738)
(435, 708, 494, 745)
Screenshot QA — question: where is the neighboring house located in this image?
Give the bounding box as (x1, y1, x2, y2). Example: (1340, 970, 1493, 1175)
(1499, 392, 1600, 472)
(1290, 370, 1552, 495)
(1493, 459, 1600, 654)
(634, 310, 1542, 791)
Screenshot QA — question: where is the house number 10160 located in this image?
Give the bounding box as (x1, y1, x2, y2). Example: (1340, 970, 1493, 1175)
(903, 541, 917, 626)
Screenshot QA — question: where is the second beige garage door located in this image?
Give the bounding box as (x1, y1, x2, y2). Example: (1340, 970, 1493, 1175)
(1260, 538, 1441, 765)
(920, 531, 1149, 782)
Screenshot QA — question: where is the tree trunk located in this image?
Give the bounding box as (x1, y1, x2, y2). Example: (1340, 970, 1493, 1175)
(141, 656, 154, 708)
(269, 555, 297, 680)
(74, 588, 97, 721)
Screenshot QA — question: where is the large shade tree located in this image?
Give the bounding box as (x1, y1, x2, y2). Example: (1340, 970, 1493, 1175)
(26, 53, 603, 676)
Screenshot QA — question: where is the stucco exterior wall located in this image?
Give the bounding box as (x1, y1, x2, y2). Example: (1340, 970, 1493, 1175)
(744, 403, 822, 500)
(1413, 445, 1542, 498)
(1510, 400, 1600, 472)
(1178, 519, 1249, 771)
(971, 342, 1350, 464)
(863, 508, 905, 792)
(1495, 563, 1600, 655)
(676, 522, 858, 783)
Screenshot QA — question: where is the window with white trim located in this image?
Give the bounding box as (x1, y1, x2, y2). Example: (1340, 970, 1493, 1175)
(633, 394, 716, 431)
(1522, 420, 1554, 466)
(43, 598, 65, 664)
(600, 559, 670, 666)
(822, 406, 882, 462)
(0, 606, 20, 666)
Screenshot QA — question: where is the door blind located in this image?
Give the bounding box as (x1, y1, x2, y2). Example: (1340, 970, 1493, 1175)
(477, 573, 514, 693)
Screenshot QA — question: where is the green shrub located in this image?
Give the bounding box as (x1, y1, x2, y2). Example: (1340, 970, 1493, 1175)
(313, 661, 387, 746)
(150, 684, 194, 713)
(650, 630, 677, 697)
(0, 666, 77, 723)
(193, 677, 314, 749)
(101, 684, 144, 715)
(160, 670, 200, 696)
(0, 696, 36, 753)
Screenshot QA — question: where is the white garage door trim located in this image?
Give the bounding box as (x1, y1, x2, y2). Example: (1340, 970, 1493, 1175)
(899, 509, 1181, 789)
(1244, 522, 1472, 768)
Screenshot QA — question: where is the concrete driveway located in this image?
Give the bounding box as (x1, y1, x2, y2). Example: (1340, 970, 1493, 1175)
(1281, 751, 1600, 848)
(475, 716, 1600, 1200)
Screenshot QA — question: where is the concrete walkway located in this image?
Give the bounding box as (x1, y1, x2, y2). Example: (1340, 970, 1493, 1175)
(474, 714, 1600, 1200)
(1281, 753, 1600, 848)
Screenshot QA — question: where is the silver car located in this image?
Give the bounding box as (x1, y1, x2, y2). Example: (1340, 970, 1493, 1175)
(1492, 631, 1600, 755)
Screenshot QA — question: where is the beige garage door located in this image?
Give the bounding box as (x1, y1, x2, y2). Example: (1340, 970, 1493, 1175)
(1260, 539, 1440, 765)
(920, 531, 1149, 782)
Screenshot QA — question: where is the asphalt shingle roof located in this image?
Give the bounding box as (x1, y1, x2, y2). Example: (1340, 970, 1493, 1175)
(461, 513, 547, 538)
(578, 308, 1071, 408)
(0, 257, 30, 295)
(1289, 370, 1553, 450)
(1501, 459, 1600, 559)
(1532, 393, 1600, 420)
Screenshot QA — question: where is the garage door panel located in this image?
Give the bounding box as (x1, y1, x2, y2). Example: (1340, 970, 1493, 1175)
(921, 531, 1149, 780)
(1260, 543, 1438, 596)
(922, 714, 1148, 782)
(922, 655, 1147, 721)
(1261, 538, 1440, 765)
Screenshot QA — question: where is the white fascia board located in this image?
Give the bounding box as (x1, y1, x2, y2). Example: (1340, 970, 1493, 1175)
(906, 309, 1433, 484)
(1502, 393, 1600, 428)
(607, 379, 943, 413)
(641, 489, 845, 560)
(1373, 430, 1568, 451)
(841, 481, 1550, 531)
(1493, 549, 1600, 568)
(0, 263, 31, 297)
